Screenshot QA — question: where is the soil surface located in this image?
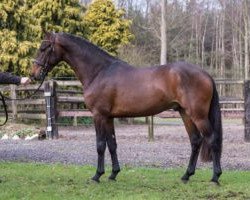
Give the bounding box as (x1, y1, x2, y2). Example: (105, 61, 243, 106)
(0, 122, 250, 171)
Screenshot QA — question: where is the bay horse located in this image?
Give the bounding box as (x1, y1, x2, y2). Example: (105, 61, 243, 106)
(30, 32, 222, 184)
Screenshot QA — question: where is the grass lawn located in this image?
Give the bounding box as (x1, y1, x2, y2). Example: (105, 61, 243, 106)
(0, 162, 249, 200)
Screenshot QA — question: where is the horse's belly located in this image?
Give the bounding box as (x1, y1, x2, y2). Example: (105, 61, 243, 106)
(111, 93, 173, 117)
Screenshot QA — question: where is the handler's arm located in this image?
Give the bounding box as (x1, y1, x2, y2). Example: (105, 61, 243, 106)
(0, 72, 21, 85)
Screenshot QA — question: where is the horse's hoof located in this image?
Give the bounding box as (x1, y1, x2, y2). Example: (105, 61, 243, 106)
(211, 179, 220, 186)
(181, 174, 189, 184)
(86, 178, 99, 184)
(108, 177, 116, 181)
(91, 176, 100, 183)
(108, 170, 120, 181)
(108, 173, 117, 181)
(181, 178, 189, 184)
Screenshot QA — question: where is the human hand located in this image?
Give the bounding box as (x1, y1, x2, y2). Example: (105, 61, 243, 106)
(20, 77, 31, 85)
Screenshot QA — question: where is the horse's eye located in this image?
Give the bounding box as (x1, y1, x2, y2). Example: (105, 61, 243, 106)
(40, 43, 51, 52)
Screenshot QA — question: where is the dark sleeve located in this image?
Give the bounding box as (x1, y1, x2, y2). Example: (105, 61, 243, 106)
(0, 72, 21, 85)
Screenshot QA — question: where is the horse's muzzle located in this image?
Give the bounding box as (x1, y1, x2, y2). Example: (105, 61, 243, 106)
(30, 73, 43, 81)
(29, 75, 36, 81)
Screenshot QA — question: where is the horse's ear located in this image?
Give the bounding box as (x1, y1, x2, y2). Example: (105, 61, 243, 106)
(41, 27, 51, 39)
(41, 26, 46, 35)
(44, 31, 51, 38)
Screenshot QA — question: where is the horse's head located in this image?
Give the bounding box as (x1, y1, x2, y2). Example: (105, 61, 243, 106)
(31, 32, 62, 80)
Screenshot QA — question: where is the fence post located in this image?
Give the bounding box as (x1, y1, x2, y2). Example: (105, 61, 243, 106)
(44, 81, 58, 139)
(72, 103, 78, 126)
(244, 80, 250, 141)
(148, 116, 154, 141)
(10, 85, 17, 120)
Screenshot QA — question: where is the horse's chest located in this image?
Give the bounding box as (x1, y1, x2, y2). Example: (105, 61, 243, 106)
(83, 90, 111, 114)
(83, 92, 96, 110)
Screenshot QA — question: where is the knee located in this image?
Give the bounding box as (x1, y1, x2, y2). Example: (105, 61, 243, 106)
(108, 140, 117, 153)
(107, 134, 117, 149)
(97, 141, 106, 155)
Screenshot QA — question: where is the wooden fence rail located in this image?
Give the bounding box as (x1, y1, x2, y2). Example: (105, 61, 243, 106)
(0, 79, 249, 140)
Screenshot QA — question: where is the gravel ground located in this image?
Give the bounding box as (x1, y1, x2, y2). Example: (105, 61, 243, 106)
(0, 122, 250, 170)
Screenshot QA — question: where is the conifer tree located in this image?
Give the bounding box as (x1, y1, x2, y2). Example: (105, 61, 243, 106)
(31, 0, 86, 36)
(30, 0, 87, 77)
(0, 0, 86, 77)
(0, 0, 37, 74)
(84, 0, 134, 55)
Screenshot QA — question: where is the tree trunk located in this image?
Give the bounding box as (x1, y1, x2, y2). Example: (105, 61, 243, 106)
(201, 15, 208, 69)
(195, 15, 199, 64)
(215, 14, 219, 73)
(160, 0, 167, 65)
(243, 0, 249, 80)
(220, 8, 225, 79)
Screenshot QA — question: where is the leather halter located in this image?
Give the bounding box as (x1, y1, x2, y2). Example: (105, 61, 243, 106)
(33, 36, 55, 79)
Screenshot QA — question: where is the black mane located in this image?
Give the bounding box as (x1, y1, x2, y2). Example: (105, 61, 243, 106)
(59, 33, 118, 61)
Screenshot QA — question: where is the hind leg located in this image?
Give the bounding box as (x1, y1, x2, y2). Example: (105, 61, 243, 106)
(210, 133, 222, 184)
(180, 110, 202, 183)
(195, 119, 222, 184)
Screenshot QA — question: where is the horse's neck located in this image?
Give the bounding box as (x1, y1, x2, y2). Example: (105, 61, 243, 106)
(60, 37, 113, 88)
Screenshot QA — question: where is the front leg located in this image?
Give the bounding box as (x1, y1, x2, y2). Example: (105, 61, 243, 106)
(92, 116, 107, 183)
(106, 118, 120, 181)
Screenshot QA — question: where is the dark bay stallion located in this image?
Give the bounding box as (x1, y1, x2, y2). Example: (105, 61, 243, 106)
(31, 32, 222, 184)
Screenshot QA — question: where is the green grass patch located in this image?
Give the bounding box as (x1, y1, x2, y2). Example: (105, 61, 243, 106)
(0, 162, 249, 200)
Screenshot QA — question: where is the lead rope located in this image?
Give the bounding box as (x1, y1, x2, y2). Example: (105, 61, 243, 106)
(0, 75, 46, 126)
(0, 91, 8, 126)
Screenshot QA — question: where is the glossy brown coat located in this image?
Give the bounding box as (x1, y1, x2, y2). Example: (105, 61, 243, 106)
(31, 32, 222, 184)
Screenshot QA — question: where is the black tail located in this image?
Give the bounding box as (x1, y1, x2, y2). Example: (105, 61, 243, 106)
(200, 80, 223, 162)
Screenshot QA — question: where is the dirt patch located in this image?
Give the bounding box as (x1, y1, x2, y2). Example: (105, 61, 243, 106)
(0, 122, 250, 170)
